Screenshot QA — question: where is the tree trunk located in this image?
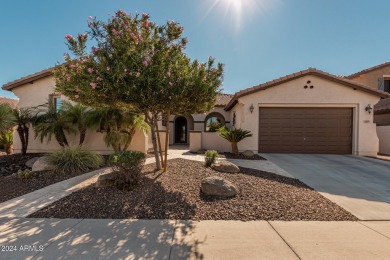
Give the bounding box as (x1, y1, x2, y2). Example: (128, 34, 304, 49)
(232, 142, 239, 155)
(79, 128, 86, 146)
(23, 126, 29, 155)
(163, 111, 170, 172)
(17, 125, 27, 155)
(145, 112, 161, 170)
(154, 114, 164, 166)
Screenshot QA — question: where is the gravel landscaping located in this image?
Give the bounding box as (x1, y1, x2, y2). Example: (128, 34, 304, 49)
(29, 159, 357, 221)
(0, 153, 45, 177)
(0, 154, 110, 203)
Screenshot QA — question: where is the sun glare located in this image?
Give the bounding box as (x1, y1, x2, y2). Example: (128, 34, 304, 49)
(202, 0, 274, 31)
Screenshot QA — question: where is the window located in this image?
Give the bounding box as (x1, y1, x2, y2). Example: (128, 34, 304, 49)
(379, 77, 390, 93)
(54, 97, 62, 111)
(49, 94, 62, 112)
(385, 80, 390, 93)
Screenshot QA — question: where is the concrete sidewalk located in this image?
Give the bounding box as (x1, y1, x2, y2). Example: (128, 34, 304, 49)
(0, 218, 389, 259)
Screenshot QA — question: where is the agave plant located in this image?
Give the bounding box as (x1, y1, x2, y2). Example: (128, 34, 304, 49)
(0, 104, 16, 134)
(218, 127, 253, 155)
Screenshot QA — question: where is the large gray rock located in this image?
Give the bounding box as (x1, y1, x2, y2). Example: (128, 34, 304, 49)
(211, 161, 240, 173)
(241, 150, 255, 158)
(201, 176, 238, 197)
(32, 157, 55, 172)
(26, 157, 40, 168)
(96, 171, 118, 188)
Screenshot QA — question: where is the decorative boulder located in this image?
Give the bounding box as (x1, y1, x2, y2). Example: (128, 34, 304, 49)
(26, 157, 40, 168)
(241, 150, 255, 158)
(95, 171, 118, 188)
(201, 176, 238, 197)
(211, 161, 240, 173)
(32, 157, 55, 172)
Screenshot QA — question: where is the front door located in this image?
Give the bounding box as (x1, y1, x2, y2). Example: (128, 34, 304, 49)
(175, 116, 187, 143)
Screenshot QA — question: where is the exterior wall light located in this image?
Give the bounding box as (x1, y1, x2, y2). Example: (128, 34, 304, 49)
(365, 104, 373, 114)
(249, 104, 254, 114)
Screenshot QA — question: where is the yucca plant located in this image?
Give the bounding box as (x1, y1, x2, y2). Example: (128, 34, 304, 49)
(218, 127, 253, 155)
(0, 130, 14, 155)
(0, 104, 16, 134)
(46, 147, 104, 174)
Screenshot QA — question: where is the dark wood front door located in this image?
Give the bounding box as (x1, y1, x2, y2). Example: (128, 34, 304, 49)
(258, 107, 353, 154)
(175, 116, 188, 143)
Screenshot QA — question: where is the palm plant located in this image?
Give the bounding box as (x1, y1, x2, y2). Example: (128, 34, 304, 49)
(0, 104, 16, 134)
(218, 127, 253, 155)
(12, 107, 33, 155)
(88, 107, 149, 152)
(32, 102, 75, 147)
(0, 130, 14, 154)
(60, 101, 94, 146)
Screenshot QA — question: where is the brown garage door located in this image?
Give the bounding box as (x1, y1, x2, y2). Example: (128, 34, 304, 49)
(258, 107, 352, 154)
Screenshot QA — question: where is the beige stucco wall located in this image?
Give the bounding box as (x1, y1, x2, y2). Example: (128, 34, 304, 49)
(10, 75, 147, 154)
(231, 75, 381, 156)
(349, 64, 390, 89)
(377, 126, 390, 155)
(201, 132, 231, 152)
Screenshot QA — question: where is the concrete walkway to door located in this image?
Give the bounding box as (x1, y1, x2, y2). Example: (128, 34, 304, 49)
(262, 154, 390, 220)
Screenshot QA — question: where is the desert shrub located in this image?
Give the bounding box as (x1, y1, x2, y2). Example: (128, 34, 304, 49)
(46, 147, 104, 174)
(205, 150, 218, 167)
(17, 169, 36, 179)
(207, 121, 223, 132)
(109, 150, 146, 189)
(218, 127, 253, 155)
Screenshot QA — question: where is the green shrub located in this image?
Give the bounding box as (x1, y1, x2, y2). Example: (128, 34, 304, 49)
(46, 147, 104, 174)
(207, 121, 223, 132)
(205, 150, 218, 167)
(109, 150, 146, 189)
(17, 169, 36, 179)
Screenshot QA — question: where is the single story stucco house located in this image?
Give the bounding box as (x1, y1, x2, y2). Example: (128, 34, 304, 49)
(2, 64, 390, 156)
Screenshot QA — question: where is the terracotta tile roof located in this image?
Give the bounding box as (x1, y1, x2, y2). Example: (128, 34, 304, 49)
(375, 98, 390, 114)
(225, 68, 390, 111)
(346, 62, 390, 79)
(0, 97, 19, 108)
(215, 93, 234, 107)
(2, 66, 56, 91)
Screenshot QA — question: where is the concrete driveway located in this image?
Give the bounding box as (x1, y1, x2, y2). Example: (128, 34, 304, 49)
(261, 154, 390, 220)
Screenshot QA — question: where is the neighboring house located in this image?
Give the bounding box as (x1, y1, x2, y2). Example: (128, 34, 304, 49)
(2, 65, 390, 156)
(345, 62, 390, 155)
(0, 97, 19, 108)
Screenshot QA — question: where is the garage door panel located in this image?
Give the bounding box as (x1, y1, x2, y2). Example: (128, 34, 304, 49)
(259, 107, 352, 154)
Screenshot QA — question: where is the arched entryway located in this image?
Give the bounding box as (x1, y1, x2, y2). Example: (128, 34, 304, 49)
(175, 116, 188, 143)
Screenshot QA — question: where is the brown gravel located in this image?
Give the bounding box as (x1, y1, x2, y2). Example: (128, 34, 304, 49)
(29, 159, 357, 221)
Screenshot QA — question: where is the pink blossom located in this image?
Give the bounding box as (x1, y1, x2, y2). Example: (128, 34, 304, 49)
(167, 71, 171, 77)
(142, 13, 150, 19)
(65, 34, 73, 40)
(88, 16, 93, 20)
(106, 67, 111, 71)
(168, 82, 173, 86)
(90, 82, 97, 89)
(136, 72, 140, 77)
(142, 60, 148, 66)
(112, 29, 119, 36)
(87, 68, 93, 73)
(97, 77, 102, 81)
(74, 94, 80, 99)
(66, 76, 70, 82)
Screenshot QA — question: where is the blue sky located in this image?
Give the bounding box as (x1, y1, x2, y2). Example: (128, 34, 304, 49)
(1, 0, 390, 99)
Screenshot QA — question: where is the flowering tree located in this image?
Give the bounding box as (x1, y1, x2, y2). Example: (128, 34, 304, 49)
(55, 10, 224, 171)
